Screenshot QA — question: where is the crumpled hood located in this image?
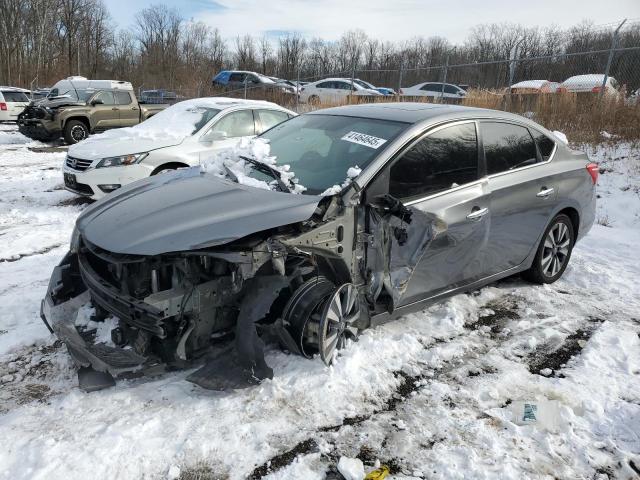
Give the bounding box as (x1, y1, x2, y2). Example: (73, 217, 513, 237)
(69, 130, 185, 161)
(77, 168, 323, 255)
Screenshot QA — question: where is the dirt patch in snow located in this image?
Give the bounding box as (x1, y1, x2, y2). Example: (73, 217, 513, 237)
(467, 295, 521, 338)
(528, 316, 605, 376)
(249, 438, 318, 479)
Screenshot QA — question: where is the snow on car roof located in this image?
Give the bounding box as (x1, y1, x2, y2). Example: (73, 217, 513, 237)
(511, 80, 550, 89)
(561, 74, 610, 86)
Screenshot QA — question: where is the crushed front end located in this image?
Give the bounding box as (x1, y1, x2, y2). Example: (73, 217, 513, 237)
(17, 104, 62, 142)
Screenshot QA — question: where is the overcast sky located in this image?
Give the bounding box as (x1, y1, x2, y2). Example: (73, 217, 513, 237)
(103, 0, 639, 43)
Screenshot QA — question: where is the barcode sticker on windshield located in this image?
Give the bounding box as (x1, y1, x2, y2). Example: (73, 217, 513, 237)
(341, 131, 387, 149)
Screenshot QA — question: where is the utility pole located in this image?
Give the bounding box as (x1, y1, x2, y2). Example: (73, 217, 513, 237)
(509, 38, 524, 91)
(601, 18, 627, 98)
(440, 55, 449, 102)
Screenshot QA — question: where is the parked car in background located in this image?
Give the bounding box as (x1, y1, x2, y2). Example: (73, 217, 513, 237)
(17, 77, 167, 144)
(299, 78, 382, 104)
(401, 82, 468, 100)
(42, 103, 596, 391)
(558, 74, 620, 96)
(0, 87, 31, 122)
(62, 98, 295, 199)
(212, 70, 296, 94)
(509, 80, 559, 94)
(30, 88, 51, 101)
(353, 78, 397, 95)
(139, 89, 178, 104)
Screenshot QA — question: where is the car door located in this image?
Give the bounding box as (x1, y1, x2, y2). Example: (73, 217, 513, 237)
(114, 91, 139, 127)
(481, 121, 559, 276)
(197, 109, 257, 162)
(90, 91, 120, 129)
(335, 81, 353, 102)
(314, 81, 333, 103)
(370, 121, 490, 306)
(419, 83, 441, 98)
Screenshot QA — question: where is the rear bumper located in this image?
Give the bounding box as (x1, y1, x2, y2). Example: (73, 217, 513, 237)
(41, 251, 149, 377)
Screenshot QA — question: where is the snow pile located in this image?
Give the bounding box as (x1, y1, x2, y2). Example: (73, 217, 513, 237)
(320, 165, 362, 196)
(200, 137, 306, 194)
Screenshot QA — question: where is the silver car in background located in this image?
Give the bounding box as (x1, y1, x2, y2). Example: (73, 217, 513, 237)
(41, 103, 597, 392)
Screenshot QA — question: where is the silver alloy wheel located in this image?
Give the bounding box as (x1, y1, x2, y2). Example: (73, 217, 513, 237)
(70, 125, 87, 142)
(318, 283, 360, 365)
(541, 222, 571, 277)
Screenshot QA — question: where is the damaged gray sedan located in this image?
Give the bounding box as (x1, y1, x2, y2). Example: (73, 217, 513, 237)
(41, 103, 597, 391)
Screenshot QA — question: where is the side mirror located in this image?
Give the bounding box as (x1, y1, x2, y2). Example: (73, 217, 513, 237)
(201, 130, 228, 142)
(91, 99, 104, 106)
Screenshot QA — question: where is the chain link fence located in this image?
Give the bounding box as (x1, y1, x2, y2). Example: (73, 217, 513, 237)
(149, 41, 640, 142)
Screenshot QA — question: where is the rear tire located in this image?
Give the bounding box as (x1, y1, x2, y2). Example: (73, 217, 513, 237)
(63, 120, 89, 144)
(522, 214, 575, 284)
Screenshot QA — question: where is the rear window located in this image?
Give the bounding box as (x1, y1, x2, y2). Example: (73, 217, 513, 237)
(115, 91, 132, 105)
(2, 91, 29, 102)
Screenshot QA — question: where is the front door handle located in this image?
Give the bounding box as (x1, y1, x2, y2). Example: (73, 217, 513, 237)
(536, 187, 554, 198)
(111, 107, 119, 111)
(467, 207, 489, 221)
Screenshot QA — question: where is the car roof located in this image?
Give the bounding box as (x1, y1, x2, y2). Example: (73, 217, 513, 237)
(307, 102, 532, 125)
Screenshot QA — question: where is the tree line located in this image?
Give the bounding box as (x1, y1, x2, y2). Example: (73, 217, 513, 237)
(1, 0, 639, 95)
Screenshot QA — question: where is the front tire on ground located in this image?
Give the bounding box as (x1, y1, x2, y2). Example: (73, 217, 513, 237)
(63, 120, 89, 144)
(522, 213, 575, 284)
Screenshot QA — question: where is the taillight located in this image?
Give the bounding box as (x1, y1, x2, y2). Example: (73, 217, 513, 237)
(586, 163, 599, 184)
(591, 86, 601, 94)
(0, 102, 7, 111)
(557, 87, 567, 94)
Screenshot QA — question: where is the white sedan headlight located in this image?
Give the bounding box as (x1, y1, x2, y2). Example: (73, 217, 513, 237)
(96, 152, 148, 168)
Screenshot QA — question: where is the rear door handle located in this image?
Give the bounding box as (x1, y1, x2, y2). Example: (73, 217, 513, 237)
(111, 107, 119, 111)
(467, 207, 489, 221)
(537, 187, 554, 198)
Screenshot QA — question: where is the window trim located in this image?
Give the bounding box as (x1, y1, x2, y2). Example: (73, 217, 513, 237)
(479, 120, 557, 180)
(383, 119, 482, 204)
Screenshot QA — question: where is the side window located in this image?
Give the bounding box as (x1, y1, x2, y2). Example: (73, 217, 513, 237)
(229, 73, 245, 82)
(531, 129, 555, 161)
(256, 109, 289, 134)
(482, 122, 538, 174)
(338, 82, 352, 90)
(210, 110, 255, 138)
(389, 122, 478, 200)
(316, 81, 331, 88)
(420, 83, 439, 92)
(443, 84, 459, 94)
(115, 91, 132, 105)
(92, 91, 115, 105)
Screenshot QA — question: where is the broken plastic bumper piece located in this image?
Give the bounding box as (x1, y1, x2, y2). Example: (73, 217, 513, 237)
(40, 252, 148, 391)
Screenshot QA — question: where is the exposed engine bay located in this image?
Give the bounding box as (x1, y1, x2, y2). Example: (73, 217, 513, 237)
(42, 176, 438, 392)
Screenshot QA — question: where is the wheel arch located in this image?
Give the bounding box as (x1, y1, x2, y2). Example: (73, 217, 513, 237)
(150, 161, 190, 175)
(63, 116, 90, 131)
(557, 206, 580, 240)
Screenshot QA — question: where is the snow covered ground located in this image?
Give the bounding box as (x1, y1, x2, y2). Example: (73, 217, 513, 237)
(0, 124, 638, 480)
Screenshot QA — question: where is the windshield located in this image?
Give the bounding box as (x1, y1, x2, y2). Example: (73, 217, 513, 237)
(355, 80, 374, 90)
(135, 103, 221, 136)
(47, 88, 95, 102)
(254, 114, 409, 195)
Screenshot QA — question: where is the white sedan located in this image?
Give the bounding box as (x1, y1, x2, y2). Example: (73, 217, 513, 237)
(299, 78, 382, 104)
(401, 82, 467, 99)
(62, 98, 295, 200)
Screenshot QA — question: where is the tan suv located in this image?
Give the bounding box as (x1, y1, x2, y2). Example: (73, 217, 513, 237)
(17, 77, 167, 144)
